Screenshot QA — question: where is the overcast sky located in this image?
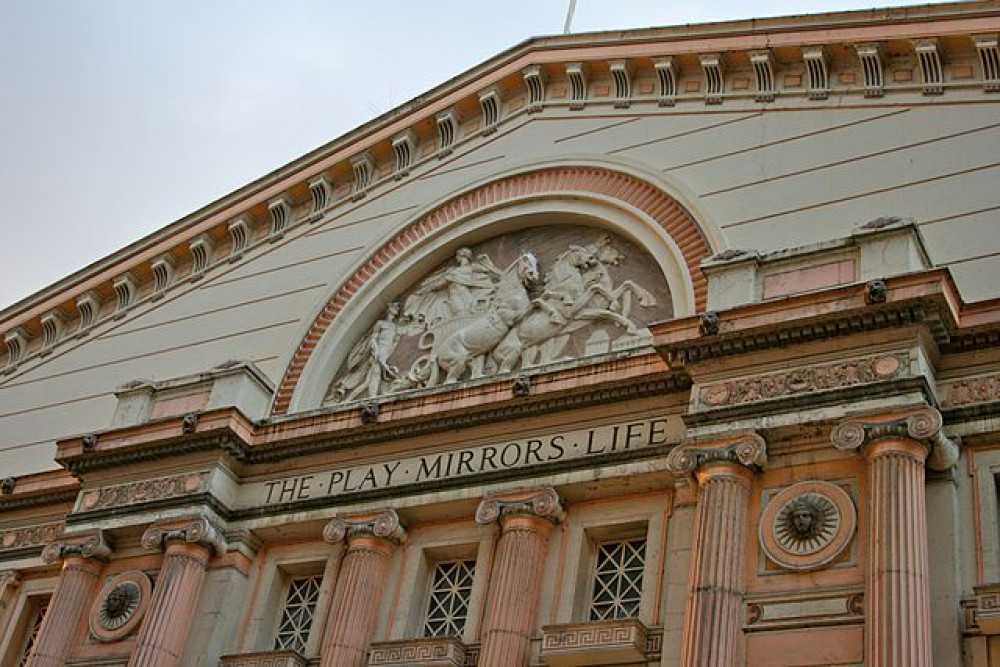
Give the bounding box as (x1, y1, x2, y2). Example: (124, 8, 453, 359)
(0, 0, 954, 310)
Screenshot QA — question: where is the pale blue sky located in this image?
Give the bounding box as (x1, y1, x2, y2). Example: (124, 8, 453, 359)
(0, 0, 954, 309)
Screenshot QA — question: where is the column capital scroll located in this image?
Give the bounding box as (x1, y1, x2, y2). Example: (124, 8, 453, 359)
(475, 486, 564, 525)
(41, 529, 112, 564)
(831, 405, 959, 470)
(140, 516, 226, 556)
(665, 431, 767, 477)
(323, 508, 406, 546)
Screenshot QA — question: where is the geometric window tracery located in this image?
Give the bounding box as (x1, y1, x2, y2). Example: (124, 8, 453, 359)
(273, 576, 322, 654)
(589, 538, 646, 621)
(423, 559, 476, 638)
(18, 599, 48, 667)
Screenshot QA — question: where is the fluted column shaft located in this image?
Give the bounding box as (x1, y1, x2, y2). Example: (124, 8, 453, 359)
(865, 438, 932, 667)
(128, 541, 211, 667)
(319, 535, 395, 667)
(680, 462, 753, 667)
(26, 556, 103, 667)
(478, 514, 553, 667)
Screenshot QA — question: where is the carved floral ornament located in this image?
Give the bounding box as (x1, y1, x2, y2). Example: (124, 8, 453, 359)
(324, 227, 673, 405)
(758, 481, 857, 571)
(89, 571, 152, 643)
(830, 405, 959, 470)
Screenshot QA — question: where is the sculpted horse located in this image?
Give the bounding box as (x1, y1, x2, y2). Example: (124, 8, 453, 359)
(431, 251, 540, 384)
(492, 237, 657, 372)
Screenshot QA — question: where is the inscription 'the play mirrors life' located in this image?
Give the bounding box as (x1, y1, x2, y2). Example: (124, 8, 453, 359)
(254, 416, 679, 507)
(325, 226, 673, 404)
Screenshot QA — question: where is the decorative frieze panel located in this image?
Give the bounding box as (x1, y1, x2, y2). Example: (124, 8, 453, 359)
(78, 472, 207, 512)
(540, 618, 648, 666)
(696, 353, 905, 410)
(744, 589, 864, 631)
(942, 372, 1000, 407)
(324, 226, 671, 404)
(369, 637, 466, 667)
(974, 583, 1000, 635)
(0, 521, 62, 552)
(218, 651, 307, 667)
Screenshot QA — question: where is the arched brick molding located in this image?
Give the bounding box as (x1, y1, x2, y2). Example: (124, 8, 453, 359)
(272, 166, 713, 415)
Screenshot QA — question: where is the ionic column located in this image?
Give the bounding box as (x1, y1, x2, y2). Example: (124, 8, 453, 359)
(128, 517, 226, 667)
(319, 509, 406, 667)
(475, 487, 563, 667)
(832, 406, 958, 667)
(667, 432, 767, 667)
(26, 531, 112, 667)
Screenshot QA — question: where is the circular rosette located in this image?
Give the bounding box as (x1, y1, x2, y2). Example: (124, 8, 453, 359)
(89, 571, 152, 643)
(758, 481, 856, 571)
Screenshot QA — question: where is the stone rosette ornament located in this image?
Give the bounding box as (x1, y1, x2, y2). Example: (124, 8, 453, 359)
(758, 480, 856, 571)
(89, 571, 152, 642)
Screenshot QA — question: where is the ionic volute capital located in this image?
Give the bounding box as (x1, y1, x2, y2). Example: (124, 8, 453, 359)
(140, 516, 227, 556)
(665, 431, 768, 477)
(41, 530, 112, 565)
(475, 486, 564, 525)
(831, 405, 959, 470)
(323, 508, 406, 546)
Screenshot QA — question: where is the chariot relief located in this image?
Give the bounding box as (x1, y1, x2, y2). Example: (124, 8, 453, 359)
(325, 226, 673, 404)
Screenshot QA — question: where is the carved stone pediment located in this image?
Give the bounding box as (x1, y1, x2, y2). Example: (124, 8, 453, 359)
(324, 226, 673, 404)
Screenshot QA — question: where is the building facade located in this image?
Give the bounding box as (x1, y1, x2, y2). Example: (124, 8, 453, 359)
(2, 3, 1000, 665)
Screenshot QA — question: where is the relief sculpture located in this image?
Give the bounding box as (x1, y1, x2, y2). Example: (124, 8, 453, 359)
(326, 227, 672, 404)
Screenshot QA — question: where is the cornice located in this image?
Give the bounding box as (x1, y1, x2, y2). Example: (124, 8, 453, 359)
(4, 6, 999, 372)
(654, 270, 1000, 366)
(55, 357, 686, 474)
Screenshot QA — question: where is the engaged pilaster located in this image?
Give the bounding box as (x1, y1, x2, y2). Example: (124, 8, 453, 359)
(129, 517, 226, 667)
(667, 432, 767, 667)
(475, 487, 563, 667)
(832, 405, 958, 667)
(319, 509, 406, 667)
(26, 531, 112, 667)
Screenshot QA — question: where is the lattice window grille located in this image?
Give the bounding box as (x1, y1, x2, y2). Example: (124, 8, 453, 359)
(751, 50, 775, 102)
(40, 312, 64, 349)
(268, 197, 291, 237)
(700, 54, 725, 104)
(423, 559, 476, 638)
(802, 46, 830, 99)
(18, 600, 48, 667)
(609, 60, 633, 108)
(436, 108, 460, 154)
(308, 176, 331, 214)
(654, 57, 678, 106)
(189, 234, 214, 277)
(589, 538, 646, 621)
(566, 62, 589, 109)
(478, 88, 501, 134)
(975, 35, 1000, 92)
(523, 65, 547, 111)
(915, 39, 944, 95)
(112, 273, 137, 314)
(856, 43, 884, 97)
(76, 291, 99, 330)
(273, 576, 322, 654)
